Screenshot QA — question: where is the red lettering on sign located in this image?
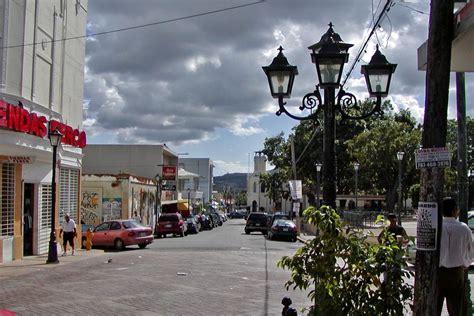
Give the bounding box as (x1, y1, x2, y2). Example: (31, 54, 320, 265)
(20, 108, 31, 133)
(29, 113, 40, 136)
(8, 105, 21, 131)
(38, 116, 47, 137)
(0, 101, 87, 149)
(0, 101, 7, 128)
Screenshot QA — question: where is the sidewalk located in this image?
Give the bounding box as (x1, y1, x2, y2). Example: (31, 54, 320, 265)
(0, 248, 105, 279)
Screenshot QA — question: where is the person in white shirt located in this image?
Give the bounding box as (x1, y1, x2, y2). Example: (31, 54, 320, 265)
(437, 197, 472, 316)
(60, 213, 77, 256)
(132, 211, 142, 223)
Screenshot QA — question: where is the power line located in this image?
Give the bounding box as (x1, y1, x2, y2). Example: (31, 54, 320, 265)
(340, 0, 393, 88)
(0, 0, 265, 50)
(395, 1, 429, 15)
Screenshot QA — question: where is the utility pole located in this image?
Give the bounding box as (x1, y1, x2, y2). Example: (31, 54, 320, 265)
(456, 71, 471, 315)
(413, 0, 454, 315)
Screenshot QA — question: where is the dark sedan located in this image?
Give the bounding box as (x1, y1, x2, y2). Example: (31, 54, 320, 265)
(267, 219, 297, 242)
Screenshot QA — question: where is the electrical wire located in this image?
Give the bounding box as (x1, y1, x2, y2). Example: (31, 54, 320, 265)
(340, 0, 393, 88)
(0, 0, 265, 50)
(396, 1, 429, 15)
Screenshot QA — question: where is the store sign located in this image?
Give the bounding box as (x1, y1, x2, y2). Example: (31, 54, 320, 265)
(162, 165, 177, 180)
(415, 147, 450, 169)
(288, 180, 302, 199)
(416, 201, 438, 251)
(0, 100, 87, 148)
(8, 156, 35, 164)
(161, 184, 176, 191)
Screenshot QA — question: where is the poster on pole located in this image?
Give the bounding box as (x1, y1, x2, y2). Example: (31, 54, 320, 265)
(415, 147, 450, 169)
(288, 180, 302, 199)
(416, 201, 438, 251)
(293, 202, 300, 218)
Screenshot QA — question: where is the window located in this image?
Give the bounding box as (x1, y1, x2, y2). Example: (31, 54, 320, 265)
(110, 222, 121, 230)
(59, 168, 79, 224)
(1, 163, 15, 236)
(253, 182, 256, 193)
(95, 223, 110, 232)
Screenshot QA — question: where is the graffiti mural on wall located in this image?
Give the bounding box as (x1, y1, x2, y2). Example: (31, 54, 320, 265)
(102, 198, 122, 221)
(81, 188, 102, 225)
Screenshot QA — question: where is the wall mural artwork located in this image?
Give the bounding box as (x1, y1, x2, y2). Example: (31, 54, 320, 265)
(81, 188, 102, 225)
(102, 198, 122, 221)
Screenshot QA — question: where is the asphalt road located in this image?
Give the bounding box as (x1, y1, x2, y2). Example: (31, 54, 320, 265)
(0, 219, 310, 315)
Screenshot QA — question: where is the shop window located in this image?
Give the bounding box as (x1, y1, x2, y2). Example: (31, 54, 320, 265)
(59, 168, 79, 224)
(0, 163, 15, 236)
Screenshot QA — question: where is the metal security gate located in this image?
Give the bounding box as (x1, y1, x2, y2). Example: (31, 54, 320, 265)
(0, 163, 15, 237)
(38, 184, 52, 254)
(59, 168, 79, 224)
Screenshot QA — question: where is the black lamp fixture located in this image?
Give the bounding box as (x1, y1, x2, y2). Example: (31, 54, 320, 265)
(262, 46, 298, 99)
(262, 23, 397, 207)
(361, 44, 397, 98)
(46, 128, 63, 264)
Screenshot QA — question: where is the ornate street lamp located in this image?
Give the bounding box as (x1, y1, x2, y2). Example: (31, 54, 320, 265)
(354, 163, 360, 209)
(397, 151, 404, 225)
(46, 129, 63, 264)
(315, 163, 322, 208)
(263, 23, 397, 208)
(187, 188, 191, 215)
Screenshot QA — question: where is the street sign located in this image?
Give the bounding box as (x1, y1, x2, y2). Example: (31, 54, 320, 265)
(415, 147, 450, 169)
(162, 165, 177, 180)
(161, 184, 176, 191)
(288, 180, 302, 199)
(416, 202, 438, 251)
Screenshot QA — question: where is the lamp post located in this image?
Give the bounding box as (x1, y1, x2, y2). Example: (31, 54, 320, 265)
(155, 164, 164, 229)
(263, 23, 396, 209)
(397, 151, 404, 225)
(315, 163, 322, 209)
(46, 129, 63, 264)
(187, 188, 191, 215)
(354, 163, 360, 210)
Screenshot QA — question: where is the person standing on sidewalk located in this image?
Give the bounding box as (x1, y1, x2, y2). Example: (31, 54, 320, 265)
(60, 213, 77, 256)
(437, 197, 472, 316)
(132, 211, 142, 223)
(377, 213, 408, 244)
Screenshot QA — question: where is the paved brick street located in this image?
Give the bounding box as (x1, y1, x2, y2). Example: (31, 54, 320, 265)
(0, 219, 310, 316)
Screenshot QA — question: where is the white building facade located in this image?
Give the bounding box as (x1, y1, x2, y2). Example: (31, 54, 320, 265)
(179, 158, 214, 204)
(0, 1, 88, 262)
(246, 152, 272, 212)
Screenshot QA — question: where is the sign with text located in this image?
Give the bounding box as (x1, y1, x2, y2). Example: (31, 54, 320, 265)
(162, 165, 177, 180)
(161, 184, 176, 191)
(293, 202, 300, 218)
(415, 147, 450, 169)
(416, 201, 438, 251)
(288, 180, 302, 199)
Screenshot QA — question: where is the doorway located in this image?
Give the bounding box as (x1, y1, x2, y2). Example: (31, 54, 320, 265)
(23, 183, 35, 256)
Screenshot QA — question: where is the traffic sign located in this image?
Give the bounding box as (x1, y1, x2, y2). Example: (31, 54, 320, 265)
(415, 147, 450, 169)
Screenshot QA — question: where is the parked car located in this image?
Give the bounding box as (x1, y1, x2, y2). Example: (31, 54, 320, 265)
(229, 211, 245, 219)
(267, 219, 297, 242)
(207, 213, 221, 227)
(186, 216, 200, 234)
(200, 214, 213, 230)
(81, 223, 95, 249)
(245, 212, 268, 235)
(267, 212, 291, 232)
(468, 211, 474, 231)
(92, 220, 153, 250)
(155, 213, 187, 238)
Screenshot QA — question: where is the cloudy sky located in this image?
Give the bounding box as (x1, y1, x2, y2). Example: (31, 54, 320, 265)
(83, 0, 473, 176)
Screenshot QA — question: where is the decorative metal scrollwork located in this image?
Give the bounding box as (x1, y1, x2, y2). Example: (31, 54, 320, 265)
(276, 88, 322, 121)
(337, 89, 382, 120)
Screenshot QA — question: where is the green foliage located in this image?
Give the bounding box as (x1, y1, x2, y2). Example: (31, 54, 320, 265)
(259, 172, 285, 211)
(278, 205, 413, 315)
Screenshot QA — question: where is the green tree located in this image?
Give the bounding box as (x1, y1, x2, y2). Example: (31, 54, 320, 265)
(278, 205, 413, 315)
(259, 172, 286, 211)
(346, 110, 421, 211)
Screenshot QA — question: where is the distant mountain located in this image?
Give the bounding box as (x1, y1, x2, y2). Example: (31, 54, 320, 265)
(213, 173, 247, 192)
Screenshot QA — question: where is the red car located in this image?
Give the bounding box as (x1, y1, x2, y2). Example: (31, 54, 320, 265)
(92, 220, 154, 250)
(155, 213, 187, 238)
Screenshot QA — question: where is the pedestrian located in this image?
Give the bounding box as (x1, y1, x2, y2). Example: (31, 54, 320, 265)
(85, 227, 93, 251)
(60, 213, 77, 256)
(377, 213, 408, 245)
(132, 211, 142, 223)
(437, 197, 472, 316)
